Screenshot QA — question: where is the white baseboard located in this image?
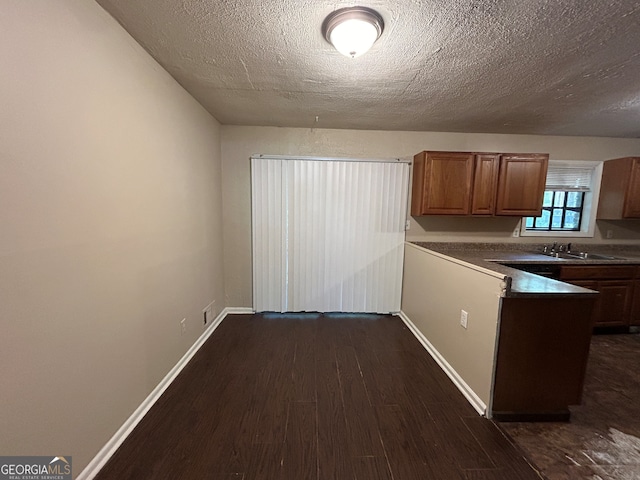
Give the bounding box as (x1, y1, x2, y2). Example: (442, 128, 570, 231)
(77, 307, 248, 480)
(223, 307, 254, 315)
(397, 311, 487, 416)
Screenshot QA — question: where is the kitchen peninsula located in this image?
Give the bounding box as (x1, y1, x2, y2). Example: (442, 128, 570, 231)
(399, 242, 640, 422)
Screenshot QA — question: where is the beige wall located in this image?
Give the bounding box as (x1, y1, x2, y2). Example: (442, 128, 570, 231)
(401, 243, 505, 410)
(0, 1, 225, 475)
(221, 125, 640, 307)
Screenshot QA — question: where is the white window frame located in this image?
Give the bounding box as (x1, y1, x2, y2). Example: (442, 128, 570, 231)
(519, 160, 603, 238)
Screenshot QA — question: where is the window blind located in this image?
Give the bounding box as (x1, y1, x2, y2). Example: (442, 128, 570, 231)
(545, 165, 593, 191)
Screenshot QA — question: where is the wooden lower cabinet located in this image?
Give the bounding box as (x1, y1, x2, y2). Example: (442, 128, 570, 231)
(560, 266, 635, 327)
(492, 295, 596, 421)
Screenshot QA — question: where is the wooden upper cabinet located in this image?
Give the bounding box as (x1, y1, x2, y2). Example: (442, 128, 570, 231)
(495, 154, 549, 216)
(411, 150, 548, 216)
(597, 157, 640, 219)
(471, 154, 500, 215)
(411, 151, 474, 215)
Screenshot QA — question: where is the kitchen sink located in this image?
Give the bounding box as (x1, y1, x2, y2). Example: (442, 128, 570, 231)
(543, 251, 625, 261)
(570, 252, 625, 260)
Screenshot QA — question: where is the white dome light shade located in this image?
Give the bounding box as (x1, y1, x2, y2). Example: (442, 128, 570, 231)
(322, 7, 384, 58)
(330, 18, 378, 58)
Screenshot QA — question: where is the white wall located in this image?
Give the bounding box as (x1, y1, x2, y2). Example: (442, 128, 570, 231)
(401, 243, 505, 411)
(221, 125, 640, 307)
(0, 1, 225, 475)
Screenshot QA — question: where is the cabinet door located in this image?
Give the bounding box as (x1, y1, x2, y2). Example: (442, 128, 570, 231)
(495, 154, 548, 216)
(623, 158, 640, 218)
(414, 151, 474, 215)
(596, 280, 632, 326)
(471, 154, 500, 215)
(631, 280, 640, 326)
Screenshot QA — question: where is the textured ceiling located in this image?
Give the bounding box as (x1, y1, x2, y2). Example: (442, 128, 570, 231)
(96, 0, 640, 137)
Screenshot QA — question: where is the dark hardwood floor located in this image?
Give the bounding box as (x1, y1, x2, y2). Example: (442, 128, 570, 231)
(95, 313, 542, 480)
(499, 333, 640, 480)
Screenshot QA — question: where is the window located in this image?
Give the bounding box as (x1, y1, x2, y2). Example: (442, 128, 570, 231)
(525, 191, 585, 231)
(520, 161, 603, 238)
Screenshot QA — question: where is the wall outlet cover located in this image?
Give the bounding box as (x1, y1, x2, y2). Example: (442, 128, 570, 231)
(460, 310, 468, 329)
(203, 302, 214, 326)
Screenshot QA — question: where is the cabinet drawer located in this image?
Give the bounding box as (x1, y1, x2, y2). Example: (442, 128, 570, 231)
(560, 265, 636, 280)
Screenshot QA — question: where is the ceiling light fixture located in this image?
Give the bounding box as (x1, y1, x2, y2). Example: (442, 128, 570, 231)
(322, 6, 384, 58)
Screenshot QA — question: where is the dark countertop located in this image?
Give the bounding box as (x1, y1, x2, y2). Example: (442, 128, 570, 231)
(410, 242, 640, 297)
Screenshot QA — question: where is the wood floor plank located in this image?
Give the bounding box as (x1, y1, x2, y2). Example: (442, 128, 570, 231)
(336, 346, 385, 457)
(426, 402, 497, 470)
(244, 441, 283, 480)
(352, 343, 401, 405)
(376, 404, 465, 479)
(351, 456, 393, 480)
(464, 469, 532, 480)
(463, 416, 542, 480)
(252, 346, 295, 444)
(292, 323, 317, 402)
(316, 344, 354, 479)
(282, 402, 317, 480)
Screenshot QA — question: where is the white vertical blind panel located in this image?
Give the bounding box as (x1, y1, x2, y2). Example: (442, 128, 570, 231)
(251, 158, 286, 312)
(252, 157, 409, 314)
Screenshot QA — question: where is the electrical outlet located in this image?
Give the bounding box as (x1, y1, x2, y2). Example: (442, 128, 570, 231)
(606, 229, 614, 239)
(405, 220, 411, 230)
(460, 310, 468, 329)
(512, 226, 520, 237)
(180, 318, 187, 335)
(203, 301, 214, 326)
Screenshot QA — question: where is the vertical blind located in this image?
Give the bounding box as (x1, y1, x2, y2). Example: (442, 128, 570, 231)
(251, 156, 410, 314)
